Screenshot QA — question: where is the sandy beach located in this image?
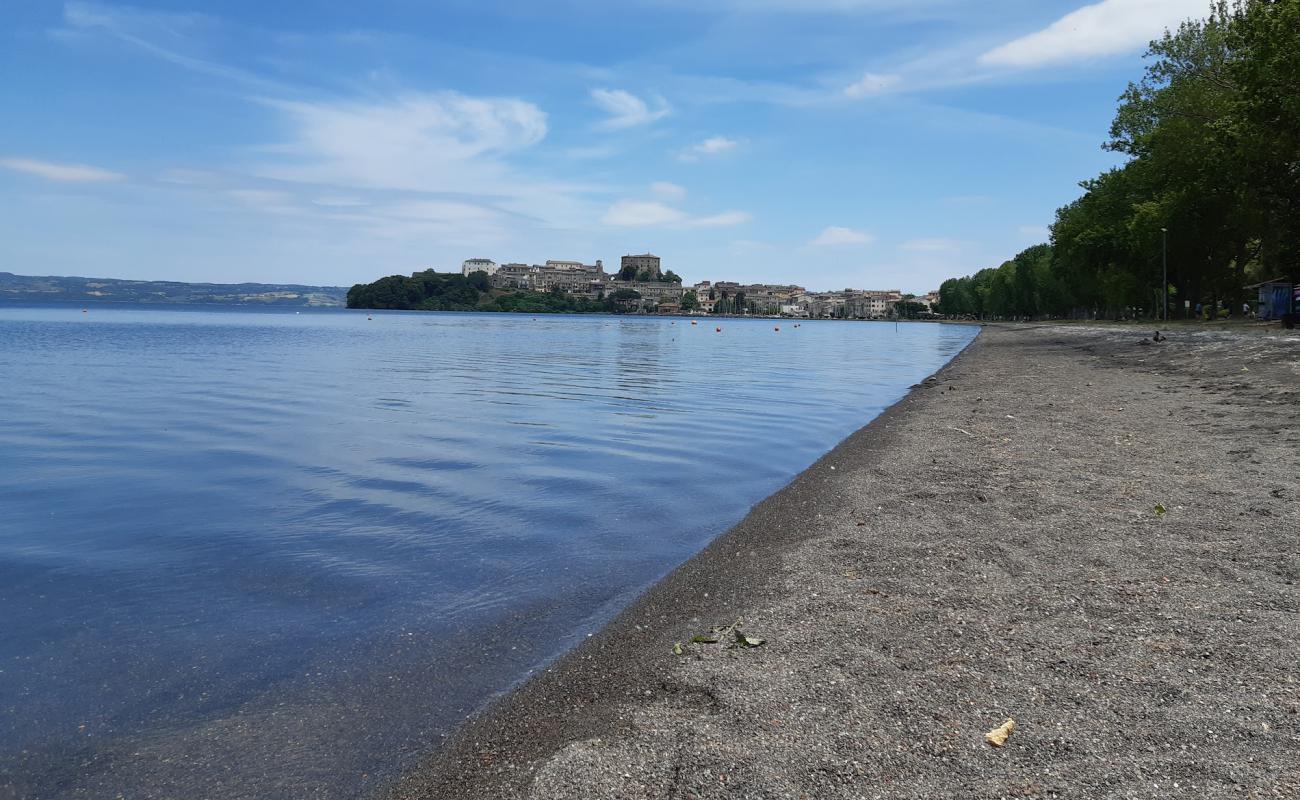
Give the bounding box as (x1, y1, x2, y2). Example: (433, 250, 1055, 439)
(390, 324, 1300, 799)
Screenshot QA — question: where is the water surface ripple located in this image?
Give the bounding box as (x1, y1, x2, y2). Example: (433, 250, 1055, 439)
(0, 305, 974, 798)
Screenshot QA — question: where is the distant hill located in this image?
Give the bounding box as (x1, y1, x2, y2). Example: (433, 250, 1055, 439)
(0, 272, 348, 307)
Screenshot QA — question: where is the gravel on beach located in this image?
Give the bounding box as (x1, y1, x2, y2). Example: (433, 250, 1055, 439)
(391, 324, 1300, 799)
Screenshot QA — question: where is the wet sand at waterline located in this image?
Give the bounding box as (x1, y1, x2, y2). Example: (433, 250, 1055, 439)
(391, 324, 1300, 799)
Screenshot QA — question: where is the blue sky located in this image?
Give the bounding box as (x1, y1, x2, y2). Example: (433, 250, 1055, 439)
(1, 0, 1211, 292)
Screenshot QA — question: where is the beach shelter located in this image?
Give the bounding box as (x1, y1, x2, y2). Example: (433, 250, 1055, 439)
(1247, 279, 1295, 320)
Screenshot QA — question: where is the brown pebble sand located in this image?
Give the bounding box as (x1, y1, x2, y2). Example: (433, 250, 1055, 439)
(390, 324, 1300, 799)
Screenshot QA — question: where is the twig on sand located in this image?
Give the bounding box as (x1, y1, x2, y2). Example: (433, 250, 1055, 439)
(947, 426, 976, 437)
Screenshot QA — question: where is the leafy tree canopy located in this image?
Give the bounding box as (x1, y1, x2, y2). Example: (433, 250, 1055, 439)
(938, 1, 1299, 320)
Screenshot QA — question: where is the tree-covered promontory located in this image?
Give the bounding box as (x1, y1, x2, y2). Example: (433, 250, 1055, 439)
(347, 270, 627, 313)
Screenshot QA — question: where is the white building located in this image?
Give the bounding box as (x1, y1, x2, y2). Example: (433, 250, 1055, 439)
(461, 258, 499, 276)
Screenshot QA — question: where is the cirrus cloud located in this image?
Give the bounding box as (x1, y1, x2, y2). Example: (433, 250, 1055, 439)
(0, 157, 125, 183)
(590, 88, 671, 130)
(650, 181, 688, 201)
(843, 72, 901, 98)
(677, 135, 740, 162)
(979, 0, 1207, 68)
(810, 226, 875, 246)
(602, 198, 749, 229)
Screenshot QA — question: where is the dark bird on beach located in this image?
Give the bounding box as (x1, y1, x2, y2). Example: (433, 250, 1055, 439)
(1153, 330, 1166, 342)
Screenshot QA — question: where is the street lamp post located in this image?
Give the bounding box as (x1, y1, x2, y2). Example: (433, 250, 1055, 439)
(1161, 227, 1168, 322)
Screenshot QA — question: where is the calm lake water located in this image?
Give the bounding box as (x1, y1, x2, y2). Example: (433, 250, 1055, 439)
(0, 305, 975, 798)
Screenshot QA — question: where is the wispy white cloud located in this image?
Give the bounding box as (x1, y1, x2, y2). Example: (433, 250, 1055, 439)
(251, 93, 562, 199)
(810, 226, 874, 246)
(590, 88, 670, 130)
(602, 199, 749, 229)
(59, 1, 285, 91)
(650, 181, 687, 201)
(52, 5, 603, 243)
(247, 91, 610, 236)
(693, 209, 751, 227)
(979, 0, 1206, 68)
(225, 188, 302, 216)
(0, 156, 125, 183)
(602, 200, 682, 227)
(677, 135, 740, 161)
(843, 72, 901, 98)
(311, 195, 369, 207)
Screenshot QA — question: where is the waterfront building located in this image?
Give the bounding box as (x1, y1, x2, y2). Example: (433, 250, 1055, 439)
(791, 288, 901, 318)
(461, 258, 499, 276)
(468, 254, 910, 317)
(533, 269, 606, 294)
(490, 263, 535, 289)
(489, 259, 608, 292)
(710, 281, 743, 306)
(619, 253, 662, 280)
(606, 280, 685, 303)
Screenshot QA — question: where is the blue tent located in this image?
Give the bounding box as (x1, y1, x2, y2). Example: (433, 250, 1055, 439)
(1248, 279, 1296, 320)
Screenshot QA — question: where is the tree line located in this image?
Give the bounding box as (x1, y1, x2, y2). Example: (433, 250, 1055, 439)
(939, 1, 1298, 320)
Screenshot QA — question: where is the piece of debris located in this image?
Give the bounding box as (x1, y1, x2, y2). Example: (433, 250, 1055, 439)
(985, 718, 1016, 747)
(685, 622, 766, 651)
(673, 642, 685, 656)
(1155, 503, 1167, 516)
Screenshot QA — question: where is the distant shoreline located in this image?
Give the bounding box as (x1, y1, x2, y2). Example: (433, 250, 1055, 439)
(0, 272, 348, 308)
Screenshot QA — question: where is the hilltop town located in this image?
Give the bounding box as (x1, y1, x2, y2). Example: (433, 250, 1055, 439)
(460, 254, 941, 319)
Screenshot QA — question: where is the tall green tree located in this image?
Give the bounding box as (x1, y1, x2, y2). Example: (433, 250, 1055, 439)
(938, 1, 1299, 320)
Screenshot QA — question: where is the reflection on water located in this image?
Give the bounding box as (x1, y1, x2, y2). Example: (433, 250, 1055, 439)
(0, 305, 974, 798)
